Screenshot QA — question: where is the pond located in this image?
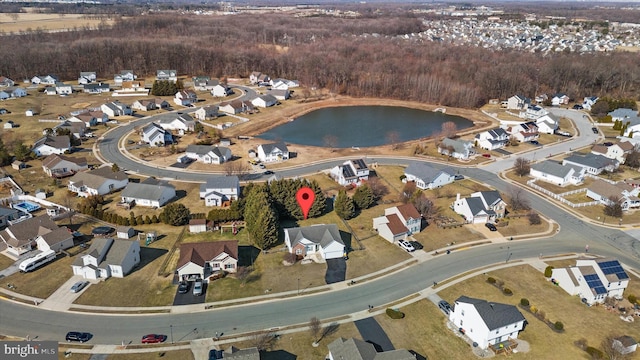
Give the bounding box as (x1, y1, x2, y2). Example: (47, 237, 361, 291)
(258, 105, 473, 148)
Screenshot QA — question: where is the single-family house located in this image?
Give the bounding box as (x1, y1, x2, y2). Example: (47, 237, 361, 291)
(530, 160, 586, 186)
(0, 76, 15, 87)
(563, 153, 619, 175)
(257, 142, 289, 163)
(32, 135, 71, 157)
(199, 176, 240, 207)
(536, 114, 558, 134)
(101, 101, 132, 117)
(174, 90, 197, 106)
(329, 159, 369, 186)
(53, 121, 85, 139)
(504, 121, 539, 142)
(193, 77, 215, 91)
(552, 93, 570, 106)
(475, 128, 509, 150)
(177, 241, 238, 282)
(449, 296, 526, 349)
(42, 154, 88, 178)
(25, 109, 37, 117)
(71, 238, 140, 279)
(185, 145, 232, 165)
(372, 204, 422, 243)
(83, 82, 110, 94)
(403, 162, 454, 190)
(156, 70, 178, 82)
(586, 179, 640, 211)
(610, 108, 640, 123)
(251, 94, 278, 108)
(188, 219, 212, 234)
(0, 215, 61, 256)
(438, 137, 476, 160)
(114, 70, 136, 84)
(221, 347, 261, 360)
(3, 120, 15, 129)
(141, 122, 172, 147)
(506, 95, 530, 110)
(613, 336, 637, 355)
(211, 83, 232, 97)
(78, 72, 97, 84)
(31, 75, 58, 85)
(68, 113, 98, 128)
(116, 226, 136, 239)
(219, 100, 253, 115)
(120, 80, 146, 92)
(267, 89, 290, 101)
(249, 71, 270, 85)
(55, 82, 73, 95)
(157, 113, 196, 133)
(67, 166, 129, 197)
(121, 178, 176, 208)
(132, 99, 162, 112)
(270, 78, 299, 89)
(44, 86, 57, 95)
(453, 191, 506, 224)
(284, 224, 346, 261)
(582, 96, 598, 111)
(194, 105, 219, 121)
(0, 86, 27, 99)
(591, 141, 635, 164)
(524, 105, 548, 120)
(552, 258, 629, 305)
(35, 227, 74, 253)
(327, 337, 416, 360)
(0, 206, 21, 229)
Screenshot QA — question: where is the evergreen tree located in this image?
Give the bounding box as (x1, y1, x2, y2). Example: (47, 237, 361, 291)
(334, 190, 355, 220)
(0, 138, 11, 166)
(244, 185, 278, 250)
(160, 203, 191, 226)
(353, 184, 376, 210)
(12, 142, 33, 162)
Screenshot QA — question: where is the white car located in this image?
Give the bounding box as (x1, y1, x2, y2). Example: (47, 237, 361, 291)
(193, 280, 203, 296)
(398, 240, 415, 252)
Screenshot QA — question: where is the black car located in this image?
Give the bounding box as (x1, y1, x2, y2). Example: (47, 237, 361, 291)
(178, 281, 190, 294)
(529, 140, 540, 145)
(573, 104, 583, 110)
(485, 223, 497, 231)
(264, 170, 274, 175)
(438, 300, 451, 315)
(209, 349, 224, 360)
(66, 331, 92, 343)
(92, 226, 115, 236)
(592, 127, 599, 134)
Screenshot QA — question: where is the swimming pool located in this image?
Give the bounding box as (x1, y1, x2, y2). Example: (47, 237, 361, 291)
(13, 201, 41, 213)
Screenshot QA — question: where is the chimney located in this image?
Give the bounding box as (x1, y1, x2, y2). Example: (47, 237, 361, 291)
(456, 193, 461, 201)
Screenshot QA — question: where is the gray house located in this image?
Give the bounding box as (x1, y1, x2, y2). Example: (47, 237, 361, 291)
(563, 153, 619, 175)
(438, 137, 476, 160)
(404, 162, 455, 190)
(327, 337, 415, 360)
(121, 178, 176, 208)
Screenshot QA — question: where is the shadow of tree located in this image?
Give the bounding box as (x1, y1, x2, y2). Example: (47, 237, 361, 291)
(321, 322, 340, 341)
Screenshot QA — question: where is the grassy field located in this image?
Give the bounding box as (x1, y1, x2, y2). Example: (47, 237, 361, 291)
(2, 253, 75, 299)
(0, 13, 115, 33)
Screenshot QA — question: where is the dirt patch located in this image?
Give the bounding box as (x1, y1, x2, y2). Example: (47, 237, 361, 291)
(71, 102, 92, 109)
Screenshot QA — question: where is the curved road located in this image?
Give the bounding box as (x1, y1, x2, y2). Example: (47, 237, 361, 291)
(3, 108, 640, 344)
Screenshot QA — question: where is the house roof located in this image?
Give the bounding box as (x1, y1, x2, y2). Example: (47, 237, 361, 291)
(257, 94, 277, 103)
(201, 176, 240, 192)
(121, 180, 174, 202)
(223, 346, 260, 360)
(587, 179, 634, 201)
(42, 154, 87, 169)
(396, 203, 421, 220)
(466, 197, 488, 216)
(564, 153, 618, 169)
(619, 141, 635, 152)
(39, 227, 72, 246)
(177, 241, 239, 269)
(405, 162, 452, 184)
(385, 214, 408, 235)
(327, 337, 415, 360)
(591, 144, 608, 155)
(69, 166, 128, 189)
(531, 160, 582, 178)
(186, 145, 215, 156)
(615, 336, 637, 347)
(441, 137, 472, 154)
(73, 237, 112, 266)
(455, 296, 526, 331)
(116, 226, 134, 234)
(189, 219, 207, 226)
(0, 206, 18, 217)
(260, 142, 288, 154)
(103, 240, 138, 267)
(33, 135, 70, 151)
(0, 215, 59, 247)
(474, 190, 503, 208)
(285, 224, 344, 249)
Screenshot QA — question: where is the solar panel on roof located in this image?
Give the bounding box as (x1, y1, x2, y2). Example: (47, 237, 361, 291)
(594, 286, 608, 295)
(584, 274, 599, 281)
(584, 273, 608, 295)
(598, 261, 629, 280)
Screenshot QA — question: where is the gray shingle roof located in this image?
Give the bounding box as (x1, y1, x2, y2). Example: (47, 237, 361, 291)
(200, 176, 239, 192)
(260, 142, 288, 154)
(121, 181, 174, 202)
(327, 337, 415, 360)
(455, 296, 525, 331)
(531, 160, 581, 178)
(285, 224, 344, 249)
(564, 153, 618, 169)
(405, 162, 453, 183)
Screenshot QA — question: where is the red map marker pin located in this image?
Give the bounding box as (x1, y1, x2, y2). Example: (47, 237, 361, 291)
(296, 187, 315, 220)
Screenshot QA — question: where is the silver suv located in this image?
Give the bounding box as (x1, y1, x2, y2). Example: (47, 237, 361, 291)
(193, 280, 203, 296)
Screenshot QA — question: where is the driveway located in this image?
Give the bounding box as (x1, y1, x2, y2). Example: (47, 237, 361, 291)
(354, 317, 394, 352)
(325, 258, 346, 284)
(173, 281, 207, 306)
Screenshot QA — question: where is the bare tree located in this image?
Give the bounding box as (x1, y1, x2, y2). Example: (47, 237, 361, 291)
(224, 160, 251, 180)
(309, 317, 322, 345)
(441, 121, 458, 138)
(528, 212, 541, 225)
(401, 181, 417, 203)
(414, 194, 438, 219)
(386, 131, 402, 150)
(508, 186, 531, 211)
(514, 157, 531, 177)
(323, 135, 338, 152)
(235, 266, 252, 286)
(604, 196, 623, 218)
(624, 145, 640, 168)
(602, 335, 632, 360)
(251, 332, 278, 351)
(366, 177, 388, 199)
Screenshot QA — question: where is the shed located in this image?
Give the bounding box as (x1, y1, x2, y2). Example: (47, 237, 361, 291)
(11, 161, 26, 170)
(116, 226, 136, 239)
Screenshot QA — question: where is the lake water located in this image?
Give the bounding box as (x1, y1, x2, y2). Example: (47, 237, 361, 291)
(258, 105, 473, 148)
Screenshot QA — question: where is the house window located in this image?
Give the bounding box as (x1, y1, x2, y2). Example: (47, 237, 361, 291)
(496, 330, 499, 334)
(224, 264, 234, 269)
(461, 310, 464, 316)
(295, 249, 302, 255)
(459, 320, 463, 326)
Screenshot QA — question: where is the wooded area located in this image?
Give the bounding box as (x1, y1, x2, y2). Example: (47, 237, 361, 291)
(1, 11, 639, 108)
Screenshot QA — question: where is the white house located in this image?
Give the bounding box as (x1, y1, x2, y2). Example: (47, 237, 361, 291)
(67, 166, 129, 197)
(219, 100, 253, 115)
(530, 160, 586, 186)
(42, 154, 88, 178)
(524, 105, 547, 120)
(613, 336, 637, 355)
(329, 159, 369, 186)
(563, 153, 619, 175)
(174, 90, 197, 106)
(31, 75, 58, 85)
(551, 93, 570, 106)
(535, 114, 559, 134)
(199, 176, 240, 207)
(403, 162, 455, 190)
(582, 96, 599, 111)
(83, 82, 110, 94)
(32, 136, 71, 157)
(35, 227, 74, 253)
(0, 215, 61, 257)
(552, 258, 629, 305)
(586, 179, 640, 211)
(453, 191, 506, 224)
(267, 89, 290, 101)
(257, 142, 289, 163)
(185, 145, 232, 165)
(249, 71, 270, 85)
(55, 82, 73, 95)
(475, 128, 509, 150)
(373, 204, 422, 243)
(177, 241, 238, 282)
(71, 238, 140, 279)
(591, 142, 635, 164)
(0, 76, 15, 87)
(156, 70, 178, 82)
(449, 296, 526, 349)
(251, 94, 278, 108)
(121, 178, 176, 208)
(101, 101, 132, 117)
(504, 122, 539, 143)
(284, 224, 346, 261)
(141, 122, 172, 147)
(132, 99, 168, 112)
(78, 72, 97, 84)
(194, 105, 220, 120)
(44, 86, 56, 96)
(116, 226, 136, 239)
(211, 84, 232, 97)
(114, 70, 136, 85)
(438, 137, 476, 160)
(506, 95, 530, 110)
(157, 113, 196, 133)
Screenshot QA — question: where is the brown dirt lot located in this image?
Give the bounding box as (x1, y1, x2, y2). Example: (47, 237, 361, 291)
(0, 13, 115, 33)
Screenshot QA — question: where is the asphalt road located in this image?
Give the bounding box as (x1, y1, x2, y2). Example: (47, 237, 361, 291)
(3, 108, 639, 344)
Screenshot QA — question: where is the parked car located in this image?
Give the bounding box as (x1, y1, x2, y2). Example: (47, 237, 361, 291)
(209, 349, 224, 360)
(141, 334, 167, 344)
(66, 332, 92, 343)
(177, 281, 189, 294)
(454, 174, 464, 180)
(264, 170, 274, 175)
(603, 142, 613, 147)
(591, 127, 599, 134)
(485, 223, 498, 231)
(92, 226, 114, 236)
(398, 239, 416, 252)
(573, 104, 583, 110)
(529, 140, 540, 145)
(438, 300, 452, 315)
(482, 153, 491, 158)
(193, 280, 203, 296)
(70, 281, 89, 293)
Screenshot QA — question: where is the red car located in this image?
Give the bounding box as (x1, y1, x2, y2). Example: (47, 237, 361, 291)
(141, 334, 167, 344)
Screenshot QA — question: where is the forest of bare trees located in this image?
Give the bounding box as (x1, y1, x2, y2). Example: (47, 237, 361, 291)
(1, 11, 639, 109)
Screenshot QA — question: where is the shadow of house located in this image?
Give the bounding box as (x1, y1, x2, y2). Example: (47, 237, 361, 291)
(174, 189, 187, 200)
(260, 350, 297, 360)
(238, 245, 260, 267)
(339, 230, 352, 253)
(133, 247, 168, 272)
